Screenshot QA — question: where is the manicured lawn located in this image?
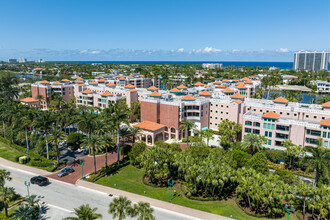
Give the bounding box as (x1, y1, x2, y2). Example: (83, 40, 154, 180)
(0, 142, 24, 162)
(96, 166, 294, 220)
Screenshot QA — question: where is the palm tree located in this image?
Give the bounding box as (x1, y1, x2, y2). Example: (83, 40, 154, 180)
(35, 94, 44, 107)
(12, 204, 34, 220)
(199, 129, 214, 146)
(0, 169, 11, 187)
(129, 126, 142, 144)
(179, 120, 196, 147)
(283, 140, 305, 169)
(33, 111, 53, 159)
(295, 181, 313, 219)
(119, 127, 130, 147)
(100, 134, 114, 167)
(49, 126, 66, 166)
(306, 144, 330, 184)
(241, 133, 267, 155)
(23, 194, 39, 209)
(132, 202, 155, 220)
(20, 108, 36, 154)
(0, 186, 16, 217)
(108, 196, 132, 220)
(112, 103, 129, 164)
(82, 135, 102, 173)
(64, 204, 102, 220)
(77, 113, 96, 137)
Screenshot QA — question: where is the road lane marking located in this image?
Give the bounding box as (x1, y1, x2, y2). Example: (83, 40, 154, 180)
(47, 203, 72, 213)
(12, 178, 23, 183)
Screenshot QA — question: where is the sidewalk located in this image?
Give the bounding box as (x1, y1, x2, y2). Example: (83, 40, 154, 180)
(77, 179, 232, 220)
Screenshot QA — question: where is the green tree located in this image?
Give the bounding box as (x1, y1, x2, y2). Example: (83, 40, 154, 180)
(0, 169, 11, 188)
(49, 126, 66, 166)
(282, 140, 304, 169)
(132, 201, 155, 220)
(241, 134, 267, 155)
(128, 141, 147, 165)
(64, 204, 102, 220)
(305, 144, 330, 184)
(12, 204, 34, 220)
(82, 135, 102, 173)
(179, 120, 196, 147)
(247, 152, 269, 174)
(0, 187, 16, 217)
(33, 110, 53, 159)
(128, 126, 142, 144)
(108, 196, 132, 220)
(295, 181, 313, 220)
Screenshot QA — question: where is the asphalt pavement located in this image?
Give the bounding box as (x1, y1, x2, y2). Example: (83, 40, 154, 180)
(0, 164, 199, 220)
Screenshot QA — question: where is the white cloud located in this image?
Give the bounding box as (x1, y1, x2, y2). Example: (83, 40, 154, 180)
(177, 48, 184, 52)
(202, 47, 221, 53)
(277, 48, 289, 53)
(91, 50, 101, 54)
(80, 50, 88, 54)
(232, 49, 240, 53)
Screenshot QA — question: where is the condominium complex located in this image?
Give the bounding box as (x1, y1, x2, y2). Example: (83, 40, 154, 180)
(202, 63, 223, 69)
(310, 80, 330, 94)
(294, 51, 329, 71)
(25, 74, 330, 150)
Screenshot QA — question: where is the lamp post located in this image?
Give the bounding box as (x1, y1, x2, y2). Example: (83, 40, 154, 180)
(167, 179, 174, 202)
(25, 148, 29, 163)
(24, 181, 30, 197)
(285, 204, 294, 220)
(80, 160, 85, 179)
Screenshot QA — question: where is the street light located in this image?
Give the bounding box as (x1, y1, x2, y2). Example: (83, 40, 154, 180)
(285, 204, 294, 220)
(80, 160, 85, 180)
(25, 148, 29, 163)
(24, 181, 30, 197)
(167, 179, 174, 202)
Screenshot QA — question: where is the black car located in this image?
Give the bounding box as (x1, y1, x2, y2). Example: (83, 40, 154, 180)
(57, 167, 74, 177)
(30, 176, 49, 186)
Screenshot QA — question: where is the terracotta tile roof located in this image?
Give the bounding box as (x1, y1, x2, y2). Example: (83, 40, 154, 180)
(89, 81, 98, 85)
(150, 72, 154, 76)
(170, 88, 181, 93)
(128, 75, 134, 79)
(216, 85, 226, 88)
(99, 76, 105, 79)
(95, 76, 100, 79)
(235, 100, 243, 104)
(223, 79, 230, 83)
(205, 85, 209, 88)
(124, 84, 135, 88)
(177, 84, 188, 89)
(273, 97, 288, 103)
(21, 97, 38, 103)
(134, 121, 165, 131)
(320, 118, 330, 126)
(181, 94, 196, 101)
(139, 74, 145, 78)
(75, 80, 84, 83)
(199, 91, 212, 96)
(322, 101, 330, 108)
(214, 81, 222, 85)
(236, 82, 244, 86)
(241, 77, 249, 81)
(222, 88, 234, 93)
(195, 82, 204, 86)
(98, 79, 106, 82)
(78, 84, 85, 86)
(232, 79, 239, 82)
(82, 89, 93, 94)
(106, 83, 116, 86)
(245, 79, 253, 84)
(262, 111, 280, 119)
(116, 75, 122, 78)
(40, 80, 50, 84)
(53, 82, 63, 85)
(147, 86, 158, 91)
(149, 91, 162, 97)
(76, 77, 84, 80)
(61, 79, 70, 82)
(236, 84, 247, 89)
(119, 77, 126, 80)
(231, 93, 245, 99)
(209, 76, 215, 79)
(129, 89, 137, 92)
(101, 91, 113, 96)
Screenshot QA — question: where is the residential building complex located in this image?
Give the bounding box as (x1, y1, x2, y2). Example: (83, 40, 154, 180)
(202, 63, 223, 69)
(310, 80, 330, 94)
(294, 51, 329, 71)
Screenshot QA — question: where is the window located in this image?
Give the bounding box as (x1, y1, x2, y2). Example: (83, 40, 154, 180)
(306, 115, 309, 118)
(245, 121, 252, 126)
(294, 113, 297, 116)
(314, 116, 317, 119)
(324, 141, 328, 148)
(265, 131, 268, 137)
(322, 117, 325, 120)
(263, 123, 267, 129)
(280, 112, 283, 115)
(287, 113, 290, 116)
(268, 140, 271, 145)
(271, 124, 275, 130)
(323, 132, 327, 138)
(245, 128, 252, 133)
(254, 122, 260, 127)
(260, 110, 262, 112)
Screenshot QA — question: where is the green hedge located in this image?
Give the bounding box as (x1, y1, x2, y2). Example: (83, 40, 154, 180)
(88, 159, 129, 182)
(180, 183, 222, 201)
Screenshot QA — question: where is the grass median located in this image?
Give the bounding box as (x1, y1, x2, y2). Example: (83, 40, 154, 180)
(96, 165, 294, 220)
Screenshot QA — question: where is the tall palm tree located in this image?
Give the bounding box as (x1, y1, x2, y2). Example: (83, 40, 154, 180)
(0, 186, 16, 217)
(0, 169, 11, 188)
(12, 204, 34, 220)
(108, 196, 132, 220)
(295, 181, 313, 219)
(100, 134, 114, 167)
(23, 194, 39, 209)
(179, 120, 196, 147)
(119, 127, 130, 147)
(241, 133, 267, 155)
(82, 135, 102, 173)
(306, 144, 330, 184)
(20, 108, 37, 153)
(132, 201, 155, 220)
(49, 126, 66, 166)
(112, 103, 128, 164)
(77, 113, 96, 137)
(129, 126, 142, 144)
(35, 94, 44, 107)
(64, 204, 102, 220)
(33, 111, 53, 159)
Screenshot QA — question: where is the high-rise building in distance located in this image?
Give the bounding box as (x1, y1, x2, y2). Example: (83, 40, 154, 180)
(8, 59, 17, 63)
(19, 58, 27, 63)
(294, 51, 329, 71)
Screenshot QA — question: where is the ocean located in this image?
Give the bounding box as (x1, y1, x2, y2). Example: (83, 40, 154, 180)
(47, 61, 330, 70)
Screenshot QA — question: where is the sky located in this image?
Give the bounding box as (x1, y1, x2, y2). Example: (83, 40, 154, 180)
(0, 0, 329, 61)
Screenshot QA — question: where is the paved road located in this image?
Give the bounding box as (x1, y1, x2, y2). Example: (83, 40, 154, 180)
(1, 164, 199, 220)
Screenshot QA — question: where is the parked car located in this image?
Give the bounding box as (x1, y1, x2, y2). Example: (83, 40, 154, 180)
(57, 167, 74, 177)
(76, 147, 84, 153)
(30, 176, 49, 186)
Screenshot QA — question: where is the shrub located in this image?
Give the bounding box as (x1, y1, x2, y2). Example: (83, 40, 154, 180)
(247, 152, 269, 174)
(128, 141, 146, 165)
(274, 168, 300, 185)
(232, 150, 251, 168)
(265, 150, 287, 163)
